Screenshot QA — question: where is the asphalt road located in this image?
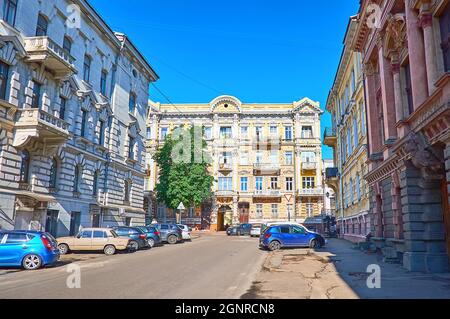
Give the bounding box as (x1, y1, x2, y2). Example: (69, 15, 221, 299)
(0, 233, 265, 299)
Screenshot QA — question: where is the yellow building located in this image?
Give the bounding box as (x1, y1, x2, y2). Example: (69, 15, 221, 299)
(324, 17, 370, 242)
(145, 96, 324, 230)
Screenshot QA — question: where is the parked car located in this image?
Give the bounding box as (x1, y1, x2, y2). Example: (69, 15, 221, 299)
(250, 224, 263, 237)
(153, 223, 183, 244)
(57, 228, 131, 255)
(237, 223, 253, 236)
(136, 226, 162, 248)
(226, 227, 238, 236)
(260, 224, 326, 251)
(0, 230, 60, 270)
(112, 226, 149, 250)
(177, 224, 192, 241)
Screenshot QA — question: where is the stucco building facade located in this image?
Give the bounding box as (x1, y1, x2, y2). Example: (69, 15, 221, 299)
(0, 0, 158, 236)
(145, 96, 325, 230)
(354, 0, 450, 272)
(325, 16, 371, 243)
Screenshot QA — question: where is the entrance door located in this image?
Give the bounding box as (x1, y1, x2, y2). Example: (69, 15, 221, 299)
(45, 210, 59, 237)
(217, 212, 225, 231)
(92, 213, 101, 228)
(239, 203, 250, 224)
(70, 212, 81, 236)
(441, 179, 450, 256)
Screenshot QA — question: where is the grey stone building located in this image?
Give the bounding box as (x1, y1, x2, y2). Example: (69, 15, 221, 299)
(0, 0, 158, 236)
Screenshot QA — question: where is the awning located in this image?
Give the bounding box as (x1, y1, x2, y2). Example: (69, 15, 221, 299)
(1, 188, 56, 202)
(99, 203, 145, 214)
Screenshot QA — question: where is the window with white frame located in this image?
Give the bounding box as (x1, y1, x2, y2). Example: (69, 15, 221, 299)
(255, 177, 263, 191)
(160, 127, 168, 140)
(256, 204, 263, 219)
(240, 152, 249, 165)
(218, 177, 232, 191)
(271, 204, 278, 219)
(240, 177, 248, 192)
(284, 126, 293, 140)
(219, 126, 232, 139)
(285, 151, 293, 165)
(356, 174, 361, 201)
(204, 126, 212, 140)
(286, 177, 293, 191)
(270, 177, 278, 190)
(306, 203, 314, 217)
(240, 126, 248, 138)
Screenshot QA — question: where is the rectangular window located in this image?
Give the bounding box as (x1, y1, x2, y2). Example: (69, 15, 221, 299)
(204, 126, 212, 140)
(306, 203, 314, 217)
(240, 152, 249, 165)
(59, 97, 66, 120)
(301, 151, 316, 163)
(301, 126, 313, 138)
(160, 127, 168, 140)
(128, 136, 135, 159)
(404, 62, 414, 116)
(302, 177, 315, 189)
(353, 117, 358, 149)
(220, 127, 232, 139)
(100, 70, 108, 96)
(271, 204, 278, 219)
(63, 36, 72, 53)
(129, 92, 136, 114)
(255, 151, 263, 164)
(270, 177, 278, 190)
(360, 102, 366, 135)
(240, 177, 248, 192)
(270, 150, 279, 164)
(220, 152, 232, 164)
(270, 125, 278, 136)
(440, 4, 450, 72)
(98, 120, 105, 145)
(255, 177, 263, 191)
(0, 61, 9, 100)
(240, 126, 248, 138)
(31, 81, 41, 108)
(256, 204, 263, 219)
(80, 110, 87, 137)
(36, 14, 48, 36)
(286, 177, 293, 191)
(285, 151, 293, 165)
(284, 126, 293, 140)
(3, 0, 18, 26)
(146, 127, 152, 139)
(218, 177, 232, 191)
(255, 126, 263, 140)
(83, 55, 91, 83)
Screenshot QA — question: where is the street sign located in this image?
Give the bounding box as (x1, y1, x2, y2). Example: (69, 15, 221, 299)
(284, 194, 293, 203)
(177, 202, 185, 210)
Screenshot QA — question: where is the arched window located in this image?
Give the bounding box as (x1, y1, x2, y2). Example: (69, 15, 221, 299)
(19, 150, 30, 183)
(49, 157, 58, 189)
(93, 170, 99, 197)
(36, 13, 48, 36)
(73, 165, 81, 193)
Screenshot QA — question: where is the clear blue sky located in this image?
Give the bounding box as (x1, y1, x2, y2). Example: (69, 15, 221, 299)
(90, 0, 360, 159)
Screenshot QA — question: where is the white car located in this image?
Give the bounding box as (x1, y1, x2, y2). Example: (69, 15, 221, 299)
(250, 224, 262, 237)
(177, 224, 192, 240)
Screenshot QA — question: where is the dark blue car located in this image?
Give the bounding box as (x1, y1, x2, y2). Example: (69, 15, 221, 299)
(260, 224, 326, 251)
(112, 226, 150, 251)
(136, 226, 162, 248)
(0, 230, 60, 270)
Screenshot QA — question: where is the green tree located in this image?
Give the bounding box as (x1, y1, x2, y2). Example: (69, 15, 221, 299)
(154, 126, 214, 210)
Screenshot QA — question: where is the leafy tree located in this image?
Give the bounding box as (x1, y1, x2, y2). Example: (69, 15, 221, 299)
(154, 126, 214, 210)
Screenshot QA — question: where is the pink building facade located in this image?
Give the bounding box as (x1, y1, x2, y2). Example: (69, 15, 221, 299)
(354, 0, 450, 272)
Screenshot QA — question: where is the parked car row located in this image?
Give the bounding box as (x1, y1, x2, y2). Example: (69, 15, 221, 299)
(226, 221, 327, 251)
(0, 223, 192, 271)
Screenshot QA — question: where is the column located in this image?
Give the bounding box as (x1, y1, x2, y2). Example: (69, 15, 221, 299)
(405, 4, 429, 108)
(232, 196, 239, 225)
(391, 57, 404, 124)
(377, 33, 397, 144)
(419, 9, 438, 94)
(364, 62, 383, 156)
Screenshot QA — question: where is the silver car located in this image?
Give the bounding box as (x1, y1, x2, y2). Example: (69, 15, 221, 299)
(177, 224, 192, 240)
(250, 224, 262, 237)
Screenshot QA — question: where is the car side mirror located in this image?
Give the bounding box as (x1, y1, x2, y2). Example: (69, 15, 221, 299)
(76, 234, 82, 239)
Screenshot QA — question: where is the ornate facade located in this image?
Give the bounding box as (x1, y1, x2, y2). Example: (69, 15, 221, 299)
(354, 0, 450, 272)
(325, 16, 370, 243)
(0, 0, 158, 235)
(145, 96, 324, 230)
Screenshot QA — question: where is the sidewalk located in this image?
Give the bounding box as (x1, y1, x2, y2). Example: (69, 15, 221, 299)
(242, 239, 450, 299)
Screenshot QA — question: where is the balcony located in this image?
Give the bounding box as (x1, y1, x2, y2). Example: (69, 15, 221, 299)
(13, 109, 70, 148)
(24, 37, 76, 78)
(215, 190, 235, 197)
(302, 161, 317, 171)
(323, 127, 337, 147)
(325, 167, 339, 191)
(253, 163, 281, 176)
(252, 136, 282, 150)
(298, 188, 324, 197)
(254, 190, 281, 197)
(218, 162, 233, 172)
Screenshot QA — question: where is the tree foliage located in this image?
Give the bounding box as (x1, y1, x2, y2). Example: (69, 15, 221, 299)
(154, 126, 214, 210)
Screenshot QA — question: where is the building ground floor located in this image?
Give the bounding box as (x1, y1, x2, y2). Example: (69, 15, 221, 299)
(336, 211, 371, 243)
(0, 190, 147, 237)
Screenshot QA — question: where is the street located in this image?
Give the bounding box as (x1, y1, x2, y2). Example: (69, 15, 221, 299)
(0, 234, 265, 299)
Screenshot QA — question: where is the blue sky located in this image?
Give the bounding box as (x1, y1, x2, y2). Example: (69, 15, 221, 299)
(90, 0, 360, 159)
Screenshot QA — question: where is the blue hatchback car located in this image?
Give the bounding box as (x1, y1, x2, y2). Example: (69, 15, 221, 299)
(136, 226, 162, 248)
(0, 230, 60, 270)
(260, 224, 326, 251)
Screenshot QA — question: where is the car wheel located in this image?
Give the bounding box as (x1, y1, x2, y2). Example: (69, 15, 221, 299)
(167, 235, 177, 245)
(22, 254, 42, 270)
(147, 238, 155, 248)
(128, 240, 139, 252)
(310, 239, 322, 249)
(58, 244, 69, 255)
(269, 241, 281, 251)
(104, 245, 116, 255)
